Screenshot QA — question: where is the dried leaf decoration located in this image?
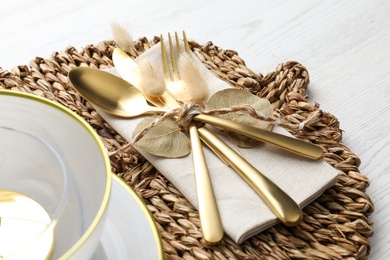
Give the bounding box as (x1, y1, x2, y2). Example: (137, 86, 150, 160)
(132, 116, 190, 158)
(206, 89, 274, 148)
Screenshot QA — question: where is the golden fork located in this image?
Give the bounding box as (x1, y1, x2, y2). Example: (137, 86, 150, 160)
(161, 33, 224, 244)
(162, 31, 303, 227)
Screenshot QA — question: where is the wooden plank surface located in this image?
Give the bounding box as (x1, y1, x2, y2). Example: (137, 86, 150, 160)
(309, 30, 390, 260)
(1, 0, 388, 258)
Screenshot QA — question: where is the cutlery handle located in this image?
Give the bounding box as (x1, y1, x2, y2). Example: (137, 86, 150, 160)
(188, 124, 224, 244)
(194, 114, 323, 160)
(197, 127, 302, 227)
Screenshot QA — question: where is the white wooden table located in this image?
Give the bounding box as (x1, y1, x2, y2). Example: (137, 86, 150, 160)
(1, 0, 389, 258)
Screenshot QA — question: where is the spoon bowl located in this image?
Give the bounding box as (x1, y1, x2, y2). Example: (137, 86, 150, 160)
(68, 67, 166, 117)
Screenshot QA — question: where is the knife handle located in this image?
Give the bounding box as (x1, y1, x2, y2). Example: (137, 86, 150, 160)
(194, 114, 323, 160)
(188, 124, 224, 244)
(197, 127, 302, 227)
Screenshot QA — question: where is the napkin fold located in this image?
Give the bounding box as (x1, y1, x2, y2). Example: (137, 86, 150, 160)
(99, 41, 340, 243)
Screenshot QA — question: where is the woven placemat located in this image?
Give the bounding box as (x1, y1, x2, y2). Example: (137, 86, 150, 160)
(0, 37, 374, 259)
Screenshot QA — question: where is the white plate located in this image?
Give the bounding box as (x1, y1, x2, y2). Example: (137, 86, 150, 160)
(92, 174, 164, 260)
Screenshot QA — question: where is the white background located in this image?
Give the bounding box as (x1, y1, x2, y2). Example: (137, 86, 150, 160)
(1, 0, 389, 258)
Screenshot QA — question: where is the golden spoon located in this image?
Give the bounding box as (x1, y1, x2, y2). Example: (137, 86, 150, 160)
(68, 67, 323, 160)
(68, 67, 303, 227)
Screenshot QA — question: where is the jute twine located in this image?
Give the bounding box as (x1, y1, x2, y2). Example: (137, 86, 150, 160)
(0, 36, 374, 259)
(132, 102, 321, 145)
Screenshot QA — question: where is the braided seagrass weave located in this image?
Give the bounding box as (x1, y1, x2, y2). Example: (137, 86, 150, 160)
(0, 37, 374, 259)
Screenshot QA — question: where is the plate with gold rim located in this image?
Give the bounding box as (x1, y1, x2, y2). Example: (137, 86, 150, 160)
(91, 174, 164, 260)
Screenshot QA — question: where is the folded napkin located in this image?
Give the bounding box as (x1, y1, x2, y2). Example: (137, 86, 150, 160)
(99, 41, 340, 243)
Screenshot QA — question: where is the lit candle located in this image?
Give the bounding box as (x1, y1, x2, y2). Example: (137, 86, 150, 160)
(0, 190, 54, 259)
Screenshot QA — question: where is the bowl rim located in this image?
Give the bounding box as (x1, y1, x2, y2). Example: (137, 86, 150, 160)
(0, 90, 112, 259)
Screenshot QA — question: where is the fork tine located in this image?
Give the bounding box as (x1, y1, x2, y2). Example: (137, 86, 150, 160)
(160, 34, 172, 83)
(183, 31, 191, 55)
(168, 33, 180, 81)
(175, 32, 182, 55)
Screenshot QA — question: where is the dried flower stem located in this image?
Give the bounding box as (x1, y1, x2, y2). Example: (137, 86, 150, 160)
(138, 60, 167, 97)
(111, 23, 134, 53)
(167, 53, 209, 105)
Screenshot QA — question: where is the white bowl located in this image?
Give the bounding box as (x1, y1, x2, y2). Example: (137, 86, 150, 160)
(0, 90, 111, 259)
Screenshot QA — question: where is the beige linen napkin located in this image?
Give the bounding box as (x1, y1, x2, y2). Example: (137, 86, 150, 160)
(99, 41, 340, 243)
